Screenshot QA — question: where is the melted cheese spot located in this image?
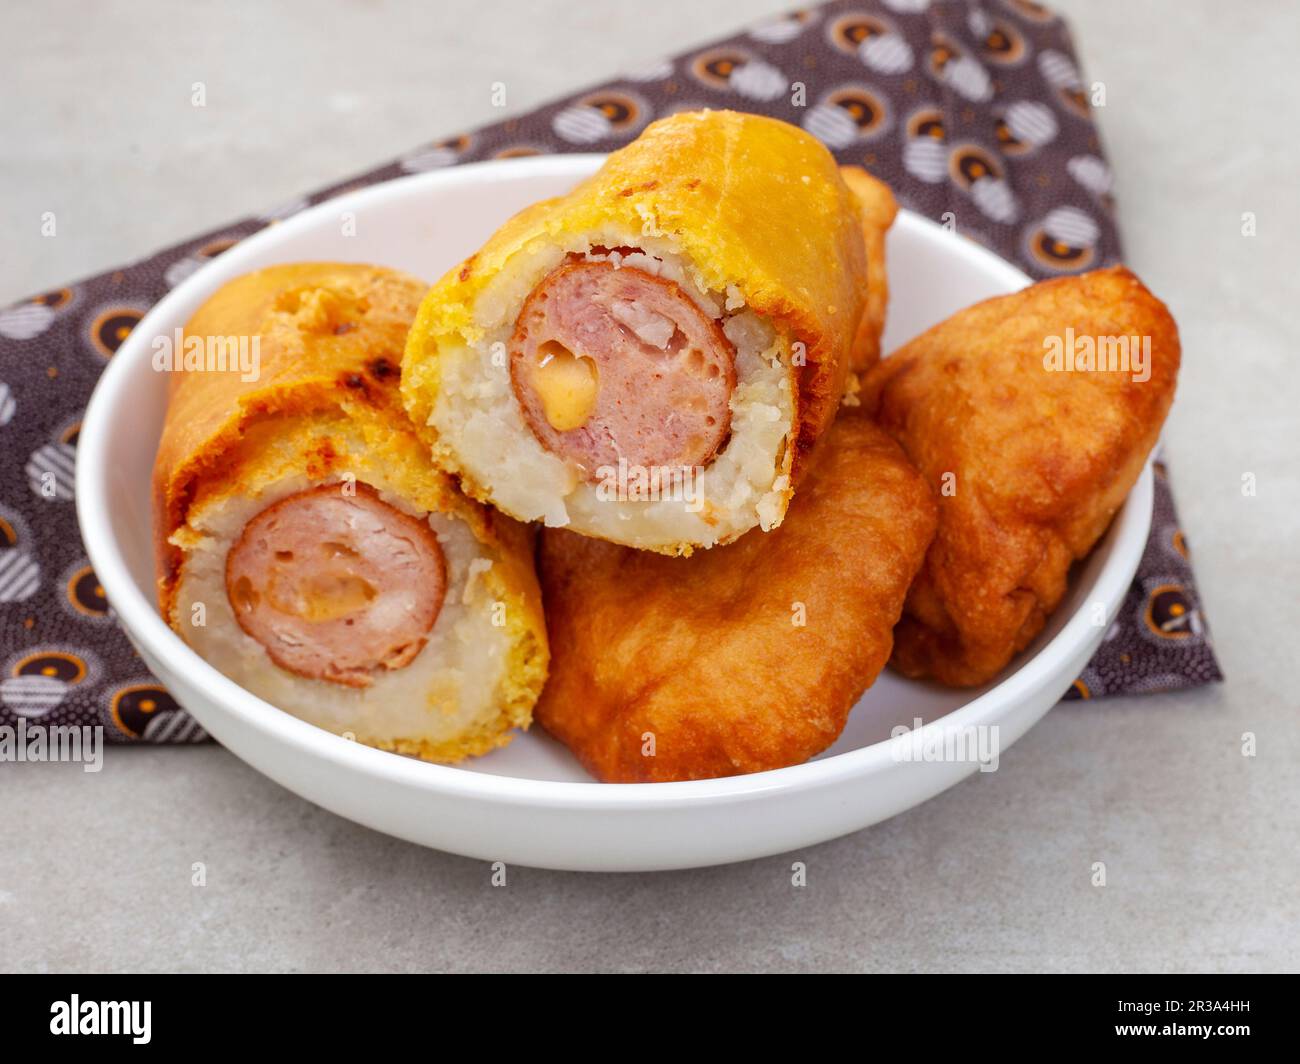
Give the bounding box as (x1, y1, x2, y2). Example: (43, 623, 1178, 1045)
(266, 567, 377, 622)
(533, 340, 598, 431)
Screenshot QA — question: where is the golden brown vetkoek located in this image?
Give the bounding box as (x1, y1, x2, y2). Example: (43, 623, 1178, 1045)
(402, 109, 895, 554)
(152, 262, 548, 762)
(535, 411, 936, 782)
(863, 266, 1181, 687)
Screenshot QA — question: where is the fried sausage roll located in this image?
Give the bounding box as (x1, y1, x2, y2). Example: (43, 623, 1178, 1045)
(402, 109, 873, 554)
(152, 263, 548, 762)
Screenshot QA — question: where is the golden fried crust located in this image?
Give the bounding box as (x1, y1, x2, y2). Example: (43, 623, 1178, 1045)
(863, 266, 1181, 687)
(535, 412, 937, 782)
(840, 166, 898, 374)
(403, 109, 870, 489)
(153, 263, 434, 609)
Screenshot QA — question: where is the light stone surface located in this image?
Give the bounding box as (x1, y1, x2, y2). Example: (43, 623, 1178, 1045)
(1, 0, 1295, 972)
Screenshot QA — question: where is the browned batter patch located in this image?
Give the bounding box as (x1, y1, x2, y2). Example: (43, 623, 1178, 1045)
(225, 484, 446, 687)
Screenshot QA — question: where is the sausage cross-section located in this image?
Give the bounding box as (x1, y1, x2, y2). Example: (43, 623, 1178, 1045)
(509, 260, 736, 475)
(225, 485, 447, 688)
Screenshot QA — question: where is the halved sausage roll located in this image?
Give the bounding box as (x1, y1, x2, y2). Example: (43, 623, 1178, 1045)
(402, 109, 872, 554)
(152, 263, 548, 762)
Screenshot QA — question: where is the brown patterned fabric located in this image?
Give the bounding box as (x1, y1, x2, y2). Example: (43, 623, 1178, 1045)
(0, 0, 1220, 743)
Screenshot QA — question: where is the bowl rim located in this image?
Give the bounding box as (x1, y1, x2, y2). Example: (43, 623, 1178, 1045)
(75, 153, 1153, 810)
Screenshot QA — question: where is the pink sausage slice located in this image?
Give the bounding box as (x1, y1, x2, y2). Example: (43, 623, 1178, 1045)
(509, 260, 736, 475)
(225, 485, 446, 688)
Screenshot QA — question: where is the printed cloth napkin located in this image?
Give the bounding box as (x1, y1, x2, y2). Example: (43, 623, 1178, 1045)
(0, 0, 1221, 744)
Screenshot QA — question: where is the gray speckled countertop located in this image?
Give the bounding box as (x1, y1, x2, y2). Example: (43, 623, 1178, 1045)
(2, 0, 1296, 973)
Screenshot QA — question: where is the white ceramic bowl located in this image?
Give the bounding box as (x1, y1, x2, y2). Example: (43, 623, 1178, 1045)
(77, 155, 1152, 872)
